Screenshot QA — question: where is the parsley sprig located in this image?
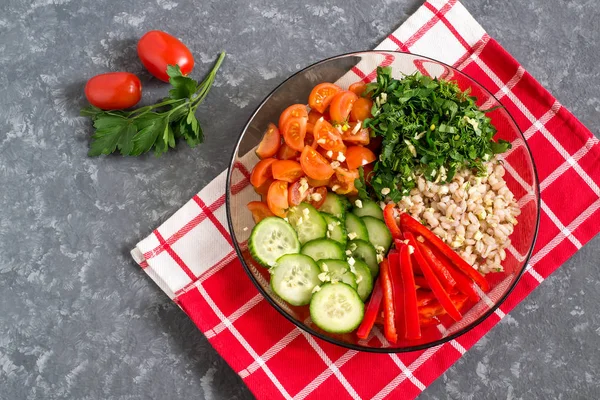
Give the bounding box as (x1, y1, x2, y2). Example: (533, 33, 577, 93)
(81, 52, 226, 157)
(362, 67, 511, 202)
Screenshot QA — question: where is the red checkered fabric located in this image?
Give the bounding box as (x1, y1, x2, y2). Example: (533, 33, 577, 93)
(131, 0, 600, 398)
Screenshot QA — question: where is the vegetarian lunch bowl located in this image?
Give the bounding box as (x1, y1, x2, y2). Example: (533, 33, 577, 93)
(226, 51, 540, 352)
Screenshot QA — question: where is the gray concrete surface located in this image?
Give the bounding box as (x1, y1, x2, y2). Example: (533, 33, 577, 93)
(1, 0, 599, 399)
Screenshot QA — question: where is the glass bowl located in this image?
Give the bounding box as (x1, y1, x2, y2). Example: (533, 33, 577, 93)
(225, 51, 540, 353)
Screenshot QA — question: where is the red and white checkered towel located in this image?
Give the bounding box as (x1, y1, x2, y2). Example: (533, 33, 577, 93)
(131, 0, 600, 398)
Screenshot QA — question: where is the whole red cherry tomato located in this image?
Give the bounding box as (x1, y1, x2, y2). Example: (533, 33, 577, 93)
(137, 30, 195, 82)
(84, 72, 142, 110)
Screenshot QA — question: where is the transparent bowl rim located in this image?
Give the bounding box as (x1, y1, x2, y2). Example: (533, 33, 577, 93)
(225, 50, 541, 353)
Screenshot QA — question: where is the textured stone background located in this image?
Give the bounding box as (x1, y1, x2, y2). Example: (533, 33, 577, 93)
(1, 0, 599, 399)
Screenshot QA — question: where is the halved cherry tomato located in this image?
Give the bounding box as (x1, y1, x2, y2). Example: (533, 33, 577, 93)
(306, 177, 330, 187)
(345, 146, 377, 170)
(250, 158, 277, 188)
(341, 123, 370, 145)
(256, 123, 281, 159)
(279, 104, 308, 130)
(318, 147, 344, 162)
(84, 72, 142, 110)
(349, 81, 367, 96)
(281, 117, 307, 152)
(272, 160, 304, 183)
(267, 180, 289, 217)
(306, 122, 315, 135)
(329, 90, 358, 123)
(277, 143, 298, 160)
(247, 201, 275, 223)
(308, 83, 341, 114)
(307, 186, 327, 209)
(329, 167, 359, 195)
(137, 30, 194, 82)
(349, 97, 373, 122)
(254, 177, 274, 202)
(308, 110, 323, 125)
(288, 179, 309, 206)
(300, 145, 334, 181)
(313, 118, 346, 152)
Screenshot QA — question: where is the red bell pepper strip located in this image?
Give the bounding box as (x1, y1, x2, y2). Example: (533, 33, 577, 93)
(419, 293, 469, 319)
(416, 241, 457, 292)
(429, 245, 480, 302)
(356, 279, 383, 340)
(400, 213, 490, 292)
(395, 238, 422, 275)
(399, 244, 421, 340)
(379, 258, 398, 343)
(387, 250, 405, 339)
(416, 289, 436, 306)
(383, 203, 403, 240)
(404, 232, 463, 321)
(419, 316, 440, 327)
(414, 276, 430, 290)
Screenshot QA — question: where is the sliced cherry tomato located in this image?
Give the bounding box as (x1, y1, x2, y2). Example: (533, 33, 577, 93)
(247, 201, 275, 223)
(345, 146, 377, 170)
(329, 167, 359, 195)
(271, 160, 304, 183)
(279, 104, 308, 130)
(306, 122, 315, 135)
(267, 180, 289, 217)
(256, 123, 281, 159)
(137, 30, 194, 82)
(349, 81, 367, 96)
(329, 90, 358, 123)
(306, 177, 330, 187)
(313, 118, 346, 152)
(277, 143, 298, 160)
(307, 186, 327, 209)
(254, 177, 274, 202)
(281, 117, 307, 152)
(288, 179, 309, 206)
(308, 110, 323, 125)
(349, 97, 373, 122)
(84, 72, 142, 110)
(300, 145, 334, 181)
(341, 123, 371, 145)
(308, 83, 341, 114)
(250, 158, 277, 188)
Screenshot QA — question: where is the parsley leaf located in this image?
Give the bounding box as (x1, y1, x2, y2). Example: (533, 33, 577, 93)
(364, 67, 511, 200)
(81, 52, 226, 157)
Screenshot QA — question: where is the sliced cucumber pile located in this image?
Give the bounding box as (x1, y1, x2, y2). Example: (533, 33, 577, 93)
(287, 203, 327, 245)
(321, 213, 347, 247)
(346, 239, 379, 277)
(249, 217, 301, 267)
(352, 198, 384, 220)
(318, 259, 357, 289)
(301, 239, 345, 262)
(270, 254, 320, 306)
(310, 283, 364, 333)
(345, 213, 369, 242)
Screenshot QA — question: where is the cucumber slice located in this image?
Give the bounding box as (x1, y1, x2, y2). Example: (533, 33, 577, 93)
(351, 259, 374, 301)
(318, 259, 357, 289)
(345, 213, 369, 242)
(321, 214, 347, 247)
(346, 239, 379, 277)
(310, 283, 364, 333)
(352, 199, 384, 220)
(361, 216, 393, 252)
(287, 203, 327, 245)
(271, 254, 320, 306)
(319, 192, 346, 219)
(249, 217, 301, 267)
(301, 239, 345, 262)
(339, 195, 352, 211)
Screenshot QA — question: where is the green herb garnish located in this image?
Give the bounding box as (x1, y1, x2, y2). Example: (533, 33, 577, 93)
(81, 52, 226, 157)
(361, 67, 510, 201)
